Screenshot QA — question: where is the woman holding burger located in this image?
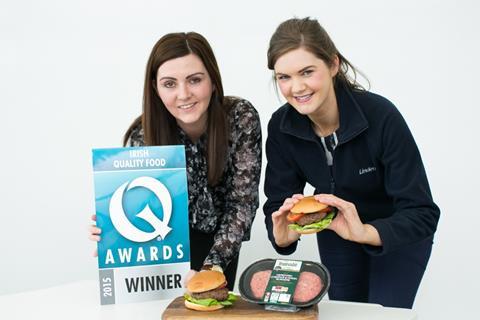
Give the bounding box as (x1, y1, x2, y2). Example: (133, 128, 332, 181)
(263, 17, 440, 309)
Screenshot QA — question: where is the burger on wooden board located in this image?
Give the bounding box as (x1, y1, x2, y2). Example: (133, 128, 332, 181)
(287, 196, 337, 234)
(184, 270, 236, 311)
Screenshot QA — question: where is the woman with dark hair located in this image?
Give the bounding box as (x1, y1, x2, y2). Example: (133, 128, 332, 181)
(263, 17, 439, 308)
(90, 32, 262, 290)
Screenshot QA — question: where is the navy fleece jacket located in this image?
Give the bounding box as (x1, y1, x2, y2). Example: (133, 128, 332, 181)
(263, 83, 440, 256)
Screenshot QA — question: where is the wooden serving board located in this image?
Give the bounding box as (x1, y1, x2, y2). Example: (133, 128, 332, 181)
(162, 296, 318, 320)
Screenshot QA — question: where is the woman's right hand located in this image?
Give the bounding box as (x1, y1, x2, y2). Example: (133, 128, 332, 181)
(88, 214, 101, 257)
(271, 194, 304, 247)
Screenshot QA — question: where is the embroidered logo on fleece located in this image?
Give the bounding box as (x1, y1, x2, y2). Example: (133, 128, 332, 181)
(359, 167, 376, 175)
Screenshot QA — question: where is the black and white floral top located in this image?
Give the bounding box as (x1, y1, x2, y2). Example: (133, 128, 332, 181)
(128, 99, 262, 269)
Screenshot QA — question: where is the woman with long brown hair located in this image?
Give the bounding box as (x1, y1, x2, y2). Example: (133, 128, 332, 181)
(263, 17, 439, 308)
(90, 32, 261, 290)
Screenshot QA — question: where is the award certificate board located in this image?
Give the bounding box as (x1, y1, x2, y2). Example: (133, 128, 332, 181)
(92, 146, 190, 305)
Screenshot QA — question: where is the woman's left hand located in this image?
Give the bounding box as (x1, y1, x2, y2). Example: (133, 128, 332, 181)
(315, 194, 381, 246)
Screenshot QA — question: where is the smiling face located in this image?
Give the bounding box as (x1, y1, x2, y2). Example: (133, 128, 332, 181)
(274, 48, 339, 122)
(155, 53, 213, 138)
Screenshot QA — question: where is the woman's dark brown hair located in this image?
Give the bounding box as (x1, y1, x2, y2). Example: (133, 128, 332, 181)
(124, 32, 232, 186)
(267, 17, 368, 90)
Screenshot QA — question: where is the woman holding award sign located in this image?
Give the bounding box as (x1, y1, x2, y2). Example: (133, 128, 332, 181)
(89, 32, 262, 291)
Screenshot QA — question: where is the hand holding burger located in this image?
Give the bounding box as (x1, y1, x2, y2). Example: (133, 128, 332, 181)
(315, 194, 382, 246)
(184, 270, 236, 311)
(273, 194, 382, 247)
(271, 194, 305, 247)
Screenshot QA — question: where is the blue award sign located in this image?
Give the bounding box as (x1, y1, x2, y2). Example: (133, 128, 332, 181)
(92, 146, 190, 304)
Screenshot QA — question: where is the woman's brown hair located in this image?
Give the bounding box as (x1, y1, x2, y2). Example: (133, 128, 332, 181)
(267, 17, 368, 90)
(123, 32, 232, 186)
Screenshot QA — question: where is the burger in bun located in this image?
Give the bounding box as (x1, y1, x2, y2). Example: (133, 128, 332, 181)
(184, 270, 236, 311)
(287, 196, 337, 234)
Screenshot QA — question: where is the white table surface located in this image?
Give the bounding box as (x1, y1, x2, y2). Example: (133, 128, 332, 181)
(0, 280, 417, 320)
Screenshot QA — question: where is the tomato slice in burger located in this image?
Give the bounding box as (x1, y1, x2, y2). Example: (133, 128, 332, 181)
(287, 212, 304, 222)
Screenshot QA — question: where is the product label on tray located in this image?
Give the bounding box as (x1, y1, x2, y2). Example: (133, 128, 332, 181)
(92, 146, 190, 305)
(262, 259, 302, 307)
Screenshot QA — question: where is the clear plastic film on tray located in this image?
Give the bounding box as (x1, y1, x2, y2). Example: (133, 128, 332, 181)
(239, 258, 330, 312)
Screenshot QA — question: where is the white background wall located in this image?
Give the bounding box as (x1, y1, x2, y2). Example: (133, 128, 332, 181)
(1, 0, 479, 318)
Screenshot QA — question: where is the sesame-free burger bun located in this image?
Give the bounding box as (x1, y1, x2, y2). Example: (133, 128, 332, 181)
(184, 299, 224, 311)
(187, 270, 226, 293)
(290, 196, 328, 214)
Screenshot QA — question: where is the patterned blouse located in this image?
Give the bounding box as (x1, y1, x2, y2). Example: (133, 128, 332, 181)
(127, 99, 262, 270)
